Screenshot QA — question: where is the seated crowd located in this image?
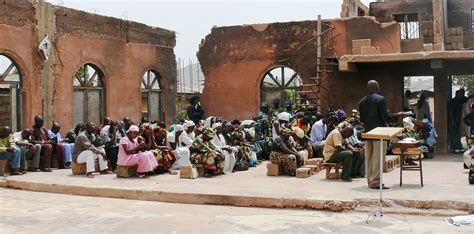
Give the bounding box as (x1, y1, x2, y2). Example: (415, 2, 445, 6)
(0, 97, 431, 181)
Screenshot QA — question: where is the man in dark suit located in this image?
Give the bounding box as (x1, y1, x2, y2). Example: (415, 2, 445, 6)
(359, 80, 394, 190)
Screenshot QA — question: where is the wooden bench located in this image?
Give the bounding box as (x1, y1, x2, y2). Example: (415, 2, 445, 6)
(116, 165, 138, 178)
(321, 162, 342, 179)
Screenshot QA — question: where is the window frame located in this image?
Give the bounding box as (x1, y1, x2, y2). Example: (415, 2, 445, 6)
(393, 12, 420, 40)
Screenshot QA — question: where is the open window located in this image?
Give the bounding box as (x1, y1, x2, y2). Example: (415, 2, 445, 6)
(394, 13, 420, 39)
(141, 69, 162, 122)
(0, 54, 22, 131)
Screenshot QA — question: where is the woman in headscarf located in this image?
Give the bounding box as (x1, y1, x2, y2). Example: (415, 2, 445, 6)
(167, 124, 192, 170)
(190, 128, 225, 177)
(415, 91, 432, 123)
(211, 122, 237, 174)
(152, 126, 176, 172)
(269, 127, 304, 176)
(180, 120, 196, 147)
(117, 125, 158, 178)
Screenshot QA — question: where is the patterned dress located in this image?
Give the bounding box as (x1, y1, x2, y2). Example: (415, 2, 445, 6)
(190, 138, 224, 174)
(269, 136, 303, 176)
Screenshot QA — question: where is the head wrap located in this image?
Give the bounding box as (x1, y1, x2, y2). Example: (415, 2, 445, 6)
(174, 124, 184, 132)
(277, 112, 290, 122)
(212, 122, 222, 130)
(127, 125, 139, 133)
(243, 128, 255, 138)
(202, 128, 215, 139)
(292, 127, 305, 139)
(183, 120, 195, 129)
(403, 117, 414, 131)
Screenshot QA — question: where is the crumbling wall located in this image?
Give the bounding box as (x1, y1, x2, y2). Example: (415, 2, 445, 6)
(0, 0, 177, 133)
(447, 0, 474, 50)
(198, 17, 402, 120)
(0, 0, 41, 129)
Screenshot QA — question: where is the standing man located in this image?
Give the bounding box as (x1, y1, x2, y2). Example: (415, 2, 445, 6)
(448, 89, 473, 153)
(359, 80, 397, 190)
(187, 96, 204, 125)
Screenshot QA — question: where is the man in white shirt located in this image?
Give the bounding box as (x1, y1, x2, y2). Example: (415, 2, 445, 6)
(12, 129, 42, 172)
(310, 115, 336, 155)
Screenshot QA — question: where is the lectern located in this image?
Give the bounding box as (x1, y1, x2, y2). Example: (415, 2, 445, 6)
(361, 127, 404, 222)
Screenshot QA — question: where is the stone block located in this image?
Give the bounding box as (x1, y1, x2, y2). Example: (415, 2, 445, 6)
(423, 37, 434, 44)
(352, 48, 361, 55)
(303, 165, 318, 175)
(71, 161, 99, 175)
(446, 43, 453, 50)
(267, 163, 280, 176)
(421, 21, 433, 29)
(427, 29, 434, 37)
(448, 27, 457, 36)
(352, 39, 371, 48)
(296, 168, 311, 178)
(423, 43, 433, 51)
(116, 165, 138, 178)
(452, 43, 458, 50)
(456, 27, 463, 35)
(448, 35, 463, 43)
(306, 158, 323, 166)
(180, 165, 199, 179)
(422, 29, 429, 37)
(360, 46, 380, 55)
(384, 155, 400, 173)
(457, 43, 463, 50)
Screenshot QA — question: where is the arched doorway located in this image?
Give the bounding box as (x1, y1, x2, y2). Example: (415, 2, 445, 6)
(73, 64, 104, 125)
(260, 66, 302, 110)
(141, 69, 162, 122)
(0, 54, 22, 131)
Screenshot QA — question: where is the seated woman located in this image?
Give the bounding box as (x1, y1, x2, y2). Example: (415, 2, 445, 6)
(167, 125, 191, 170)
(190, 128, 225, 177)
(211, 122, 237, 174)
(117, 125, 158, 178)
(141, 124, 176, 173)
(269, 127, 304, 176)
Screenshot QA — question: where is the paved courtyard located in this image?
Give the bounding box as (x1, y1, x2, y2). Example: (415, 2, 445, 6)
(0, 188, 472, 233)
(1, 154, 472, 215)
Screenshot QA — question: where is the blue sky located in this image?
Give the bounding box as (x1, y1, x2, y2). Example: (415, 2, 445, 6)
(46, 0, 372, 61)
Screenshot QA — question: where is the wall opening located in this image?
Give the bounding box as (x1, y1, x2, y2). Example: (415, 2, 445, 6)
(141, 69, 162, 122)
(0, 54, 22, 131)
(403, 76, 434, 122)
(73, 64, 104, 126)
(394, 13, 420, 39)
(260, 66, 302, 111)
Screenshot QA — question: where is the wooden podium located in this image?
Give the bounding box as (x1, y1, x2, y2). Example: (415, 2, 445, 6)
(361, 127, 403, 222)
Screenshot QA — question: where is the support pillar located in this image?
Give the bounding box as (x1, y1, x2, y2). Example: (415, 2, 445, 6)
(433, 70, 448, 153)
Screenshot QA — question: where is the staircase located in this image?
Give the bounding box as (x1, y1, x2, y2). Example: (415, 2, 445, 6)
(291, 23, 337, 113)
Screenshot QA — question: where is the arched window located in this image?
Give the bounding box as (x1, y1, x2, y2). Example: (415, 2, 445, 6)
(73, 64, 104, 125)
(0, 54, 22, 131)
(141, 69, 162, 121)
(260, 66, 301, 110)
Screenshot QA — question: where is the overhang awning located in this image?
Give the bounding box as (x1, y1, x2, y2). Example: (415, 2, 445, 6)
(338, 51, 474, 72)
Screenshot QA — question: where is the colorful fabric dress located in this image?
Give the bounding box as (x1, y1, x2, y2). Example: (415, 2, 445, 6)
(117, 137, 158, 173)
(190, 138, 224, 174)
(269, 136, 303, 176)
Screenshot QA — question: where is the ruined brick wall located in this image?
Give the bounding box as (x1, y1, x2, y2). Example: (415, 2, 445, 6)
(198, 17, 401, 120)
(0, 0, 41, 130)
(0, 0, 176, 133)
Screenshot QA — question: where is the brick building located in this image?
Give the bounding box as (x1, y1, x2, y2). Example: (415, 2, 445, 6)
(197, 0, 474, 152)
(0, 0, 177, 134)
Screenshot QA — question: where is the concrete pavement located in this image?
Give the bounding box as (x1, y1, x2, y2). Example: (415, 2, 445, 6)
(0, 188, 472, 233)
(1, 154, 473, 214)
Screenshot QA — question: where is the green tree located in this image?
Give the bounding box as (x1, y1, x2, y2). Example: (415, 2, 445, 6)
(453, 75, 474, 95)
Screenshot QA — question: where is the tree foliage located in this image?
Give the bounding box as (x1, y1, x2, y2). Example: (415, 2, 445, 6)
(453, 75, 474, 95)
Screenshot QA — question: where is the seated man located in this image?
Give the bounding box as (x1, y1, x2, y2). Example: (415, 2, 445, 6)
(12, 129, 42, 172)
(269, 127, 304, 176)
(310, 114, 336, 156)
(49, 122, 74, 168)
(323, 126, 355, 182)
(30, 115, 54, 171)
(72, 122, 110, 178)
(0, 126, 22, 175)
(100, 120, 121, 172)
